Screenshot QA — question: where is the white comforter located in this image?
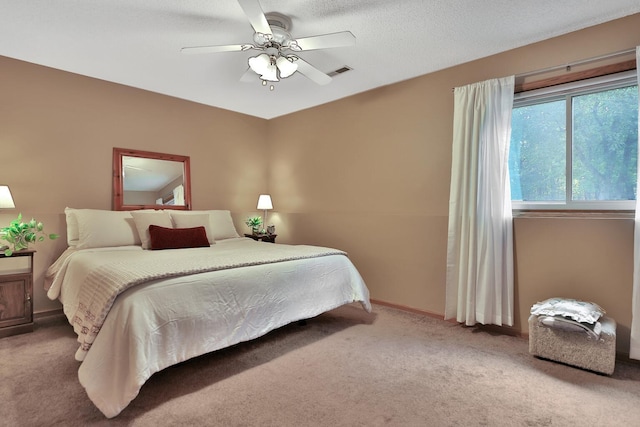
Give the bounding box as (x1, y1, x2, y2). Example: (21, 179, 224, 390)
(46, 238, 371, 418)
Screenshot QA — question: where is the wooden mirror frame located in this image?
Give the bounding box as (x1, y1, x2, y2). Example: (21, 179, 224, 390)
(113, 147, 192, 211)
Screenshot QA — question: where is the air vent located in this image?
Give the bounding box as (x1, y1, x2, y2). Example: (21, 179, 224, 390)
(327, 66, 352, 77)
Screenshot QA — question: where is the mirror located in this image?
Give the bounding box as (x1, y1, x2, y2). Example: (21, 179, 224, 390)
(113, 147, 192, 211)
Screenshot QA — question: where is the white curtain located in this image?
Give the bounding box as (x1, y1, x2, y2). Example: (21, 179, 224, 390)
(445, 76, 515, 326)
(630, 46, 640, 360)
(173, 184, 185, 206)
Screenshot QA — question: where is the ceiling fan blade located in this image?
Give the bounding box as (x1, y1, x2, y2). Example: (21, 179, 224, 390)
(240, 67, 258, 83)
(293, 57, 332, 85)
(294, 31, 356, 51)
(181, 44, 248, 54)
(237, 0, 272, 36)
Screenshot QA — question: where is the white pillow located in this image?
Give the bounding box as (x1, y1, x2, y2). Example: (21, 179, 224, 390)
(530, 298, 605, 324)
(170, 210, 240, 240)
(170, 212, 215, 244)
(64, 207, 80, 246)
(66, 208, 141, 249)
(130, 211, 173, 249)
(207, 210, 240, 240)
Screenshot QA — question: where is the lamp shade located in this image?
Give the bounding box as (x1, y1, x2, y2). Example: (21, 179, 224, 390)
(276, 56, 298, 78)
(0, 185, 15, 209)
(249, 54, 278, 82)
(257, 194, 273, 210)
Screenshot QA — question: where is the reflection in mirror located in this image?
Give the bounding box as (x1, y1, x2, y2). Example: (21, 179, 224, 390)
(113, 148, 192, 211)
(122, 157, 184, 205)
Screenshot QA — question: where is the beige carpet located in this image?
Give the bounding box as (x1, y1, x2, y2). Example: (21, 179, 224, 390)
(2, 303, 640, 426)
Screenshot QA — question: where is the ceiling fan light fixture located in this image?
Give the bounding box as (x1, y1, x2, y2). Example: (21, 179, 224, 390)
(182, 2, 351, 88)
(276, 55, 298, 78)
(248, 53, 278, 81)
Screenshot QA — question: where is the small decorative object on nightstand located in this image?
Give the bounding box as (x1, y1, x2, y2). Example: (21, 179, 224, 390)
(0, 249, 35, 338)
(1, 213, 59, 256)
(244, 233, 277, 243)
(245, 216, 263, 235)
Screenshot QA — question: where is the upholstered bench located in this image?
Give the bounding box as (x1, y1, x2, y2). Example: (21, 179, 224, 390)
(528, 298, 616, 375)
(528, 314, 616, 375)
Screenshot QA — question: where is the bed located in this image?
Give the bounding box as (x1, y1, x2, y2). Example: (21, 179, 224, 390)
(45, 208, 371, 418)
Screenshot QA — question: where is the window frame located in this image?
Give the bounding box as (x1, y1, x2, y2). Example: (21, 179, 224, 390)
(511, 69, 638, 212)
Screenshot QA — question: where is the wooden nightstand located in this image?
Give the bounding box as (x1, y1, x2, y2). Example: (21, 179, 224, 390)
(244, 233, 277, 243)
(0, 249, 35, 338)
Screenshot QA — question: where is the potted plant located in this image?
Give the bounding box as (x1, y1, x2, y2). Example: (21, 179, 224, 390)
(0, 213, 59, 256)
(244, 216, 263, 235)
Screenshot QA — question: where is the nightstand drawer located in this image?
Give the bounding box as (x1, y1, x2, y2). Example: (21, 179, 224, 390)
(0, 256, 31, 274)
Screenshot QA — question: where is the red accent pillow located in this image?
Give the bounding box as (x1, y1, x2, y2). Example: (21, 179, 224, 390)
(148, 225, 210, 250)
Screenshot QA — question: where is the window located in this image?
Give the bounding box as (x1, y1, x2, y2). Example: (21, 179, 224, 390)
(509, 70, 638, 210)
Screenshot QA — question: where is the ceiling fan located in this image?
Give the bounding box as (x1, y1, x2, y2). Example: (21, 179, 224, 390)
(181, 0, 356, 88)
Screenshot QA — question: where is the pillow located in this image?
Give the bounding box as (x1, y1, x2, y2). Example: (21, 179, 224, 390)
(170, 212, 215, 244)
(148, 225, 210, 250)
(65, 208, 141, 249)
(64, 207, 79, 246)
(530, 297, 605, 324)
(170, 210, 240, 240)
(207, 210, 240, 240)
(130, 210, 173, 249)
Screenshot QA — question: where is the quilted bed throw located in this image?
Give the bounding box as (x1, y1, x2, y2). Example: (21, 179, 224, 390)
(70, 244, 346, 359)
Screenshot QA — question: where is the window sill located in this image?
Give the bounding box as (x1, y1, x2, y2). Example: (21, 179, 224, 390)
(513, 210, 634, 219)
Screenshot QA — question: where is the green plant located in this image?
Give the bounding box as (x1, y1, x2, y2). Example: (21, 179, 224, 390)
(0, 213, 59, 256)
(244, 216, 263, 234)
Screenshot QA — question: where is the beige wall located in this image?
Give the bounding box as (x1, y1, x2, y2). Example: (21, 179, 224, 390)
(0, 57, 269, 313)
(269, 14, 640, 354)
(1, 14, 639, 354)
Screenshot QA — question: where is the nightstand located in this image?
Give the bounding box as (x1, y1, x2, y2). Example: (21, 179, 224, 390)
(244, 233, 277, 243)
(0, 249, 35, 338)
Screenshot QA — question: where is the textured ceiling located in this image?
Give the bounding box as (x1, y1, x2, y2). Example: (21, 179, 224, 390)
(1, 1, 640, 119)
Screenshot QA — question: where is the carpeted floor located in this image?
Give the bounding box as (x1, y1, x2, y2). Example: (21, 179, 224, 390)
(2, 303, 640, 426)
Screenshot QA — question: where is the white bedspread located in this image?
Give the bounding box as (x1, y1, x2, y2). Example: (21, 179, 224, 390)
(48, 239, 347, 359)
(46, 238, 371, 418)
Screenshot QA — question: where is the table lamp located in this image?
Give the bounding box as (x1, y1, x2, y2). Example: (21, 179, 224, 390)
(0, 185, 15, 251)
(257, 194, 273, 234)
(0, 185, 15, 209)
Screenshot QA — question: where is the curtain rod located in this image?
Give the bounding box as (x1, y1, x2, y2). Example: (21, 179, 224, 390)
(516, 47, 636, 79)
(451, 47, 637, 92)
